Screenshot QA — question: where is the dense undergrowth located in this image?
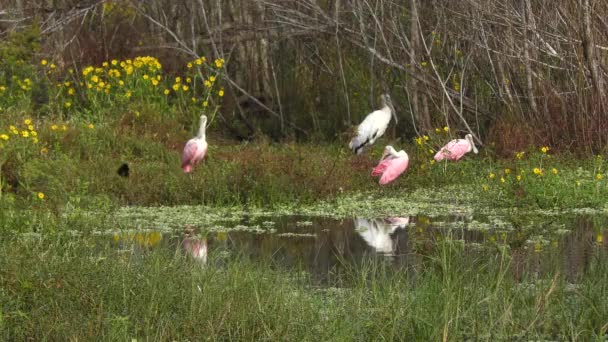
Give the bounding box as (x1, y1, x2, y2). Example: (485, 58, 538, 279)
(2, 103, 608, 211)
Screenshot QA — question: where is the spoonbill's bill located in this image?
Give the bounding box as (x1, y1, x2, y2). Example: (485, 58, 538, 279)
(371, 145, 409, 185)
(182, 114, 208, 173)
(434, 133, 478, 161)
(349, 94, 397, 154)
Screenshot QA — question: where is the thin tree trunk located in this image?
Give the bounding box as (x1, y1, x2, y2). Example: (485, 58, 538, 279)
(522, 0, 538, 116)
(582, 0, 606, 109)
(410, 0, 431, 132)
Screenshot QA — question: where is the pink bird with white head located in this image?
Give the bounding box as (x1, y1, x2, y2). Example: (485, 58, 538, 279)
(371, 145, 409, 185)
(434, 133, 478, 162)
(182, 114, 208, 173)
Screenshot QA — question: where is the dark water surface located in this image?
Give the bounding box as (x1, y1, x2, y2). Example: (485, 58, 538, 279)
(107, 213, 608, 284)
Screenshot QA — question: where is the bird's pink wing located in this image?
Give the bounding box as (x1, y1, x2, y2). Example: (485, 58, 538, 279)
(445, 140, 469, 160)
(379, 156, 409, 185)
(181, 140, 198, 166)
(193, 144, 208, 164)
(371, 159, 391, 176)
(434, 139, 468, 161)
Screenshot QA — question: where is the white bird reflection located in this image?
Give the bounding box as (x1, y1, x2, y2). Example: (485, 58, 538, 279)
(354, 217, 409, 255)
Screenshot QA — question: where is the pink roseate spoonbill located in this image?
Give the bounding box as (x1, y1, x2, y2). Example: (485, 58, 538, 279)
(349, 94, 397, 154)
(182, 114, 208, 173)
(434, 133, 478, 162)
(371, 145, 410, 185)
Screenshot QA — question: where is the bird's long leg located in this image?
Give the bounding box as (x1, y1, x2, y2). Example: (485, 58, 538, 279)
(443, 160, 447, 174)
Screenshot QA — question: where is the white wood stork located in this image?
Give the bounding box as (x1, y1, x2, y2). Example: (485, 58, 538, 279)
(349, 94, 397, 154)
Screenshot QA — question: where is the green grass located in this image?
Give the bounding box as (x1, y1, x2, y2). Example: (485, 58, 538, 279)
(2, 52, 608, 340)
(2, 104, 608, 212)
(1, 227, 607, 340)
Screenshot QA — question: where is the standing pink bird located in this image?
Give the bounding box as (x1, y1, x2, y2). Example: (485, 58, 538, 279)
(434, 133, 478, 162)
(371, 145, 410, 185)
(182, 114, 208, 173)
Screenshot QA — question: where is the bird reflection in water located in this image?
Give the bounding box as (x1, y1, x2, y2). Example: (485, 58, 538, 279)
(354, 217, 410, 255)
(182, 227, 208, 265)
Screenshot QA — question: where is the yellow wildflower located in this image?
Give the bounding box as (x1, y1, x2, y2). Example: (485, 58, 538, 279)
(182, 85, 189, 91)
(24, 119, 32, 125)
(51, 124, 58, 130)
(214, 58, 225, 68)
(489, 173, 495, 179)
(504, 168, 511, 174)
(435, 128, 441, 133)
(428, 149, 434, 154)
(41, 59, 48, 65)
(576, 180, 581, 186)
(430, 160, 435, 165)
(516, 175, 522, 181)
(443, 126, 449, 132)
(32, 137, 38, 144)
(415, 137, 422, 145)
(111, 59, 118, 66)
(31, 131, 37, 137)
(0, 134, 8, 140)
(551, 168, 558, 175)
(172, 84, 179, 91)
(186, 77, 191, 83)
(500, 177, 505, 183)
(218, 89, 224, 97)
(118, 80, 124, 86)
(204, 80, 212, 88)
(37, 192, 45, 200)
(164, 89, 170, 95)
(91, 75, 99, 83)
(596, 173, 603, 180)
(41, 147, 48, 154)
(68, 88, 75, 95)
(143, 74, 149, 80)
(540, 146, 549, 154)
(421, 62, 428, 67)
(209, 76, 216, 82)
(533, 167, 542, 175)
(88, 123, 95, 129)
(175, 77, 181, 83)
(423, 135, 429, 141)
(203, 101, 208, 107)
(187, 62, 193, 68)
(49, 63, 56, 69)
(28, 125, 34, 130)
(482, 185, 489, 191)
(21, 131, 29, 138)
(64, 102, 71, 108)
(151, 79, 159, 86)
(515, 151, 524, 159)
(126, 91, 132, 98)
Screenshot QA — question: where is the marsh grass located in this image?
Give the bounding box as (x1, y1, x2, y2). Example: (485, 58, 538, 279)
(1, 228, 607, 340)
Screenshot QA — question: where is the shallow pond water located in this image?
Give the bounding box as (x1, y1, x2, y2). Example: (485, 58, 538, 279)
(108, 213, 608, 284)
